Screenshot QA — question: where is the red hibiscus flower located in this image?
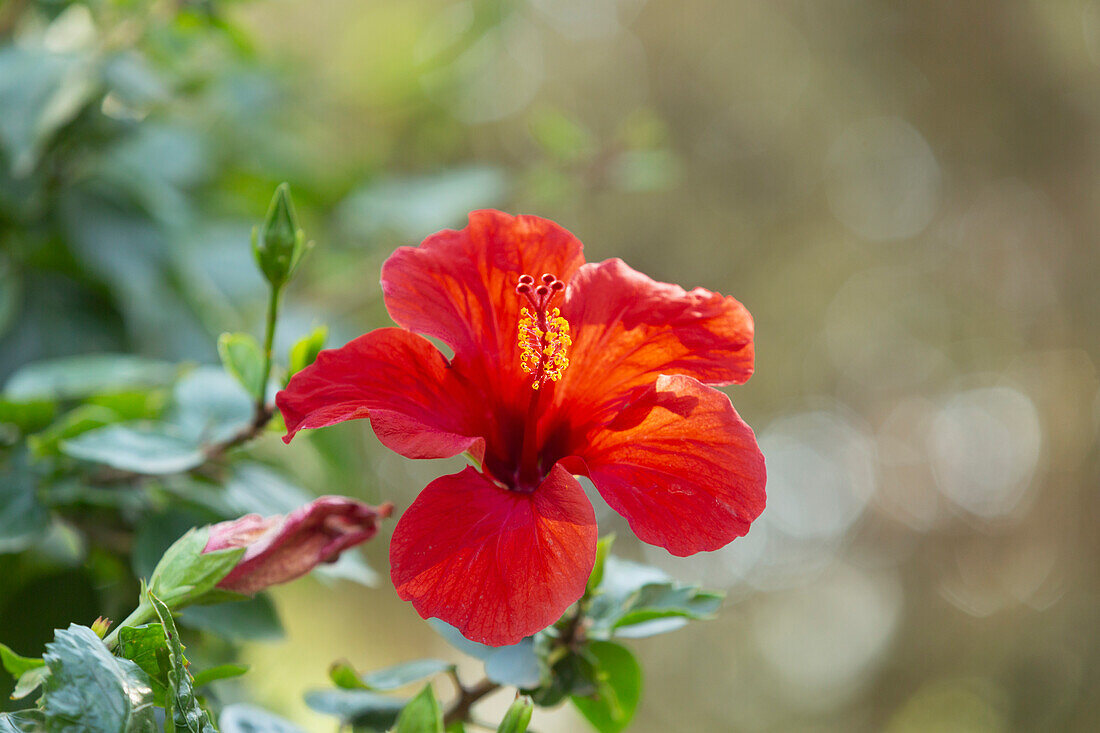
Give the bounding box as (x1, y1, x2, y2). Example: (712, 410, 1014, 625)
(276, 210, 765, 646)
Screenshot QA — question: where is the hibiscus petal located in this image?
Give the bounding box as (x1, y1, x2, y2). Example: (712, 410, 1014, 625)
(382, 210, 585, 360)
(276, 327, 485, 461)
(390, 464, 597, 646)
(576, 374, 766, 557)
(381, 211, 586, 436)
(554, 258, 754, 424)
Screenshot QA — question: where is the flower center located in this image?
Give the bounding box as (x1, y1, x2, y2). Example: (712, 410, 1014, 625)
(515, 273, 571, 389)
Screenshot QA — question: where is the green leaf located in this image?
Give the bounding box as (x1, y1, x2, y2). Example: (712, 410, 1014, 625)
(394, 685, 443, 733)
(41, 624, 157, 732)
(148, 591, 217, 733)
(0, 399, 57, 433)
(3, 354, 177, 402)
(527, 651, 596, 707)
(586, 535, 615, 596)
(179, 594, 283, 641)
(304, 689, 406, 729)
(12, 666, 51, 700)
(0, 47, 98, 176)
(218, 332, 265, 400)
(0, 641, 44, 678)
(220, 705, 303, 733)
(496, 696, 533, 733)
(0, 453, 49, 554)
(116, 624, 171, 706)
(28, 404, 119, 457)
(286, 326, 327, 379)
(612, 585, 723, 636)
(61, 422, 205, 474)
(588, 557, 724, 639)
(570, 642, 641, 733)
(88, 390, 169, 421)
(427, 621, 538, 688)
(171, 367, 254, 445)
(148, 527, 245, 609)
(0, 710, 46, 732)
(190, 663, 250, 688)
(329, 659, 452, 692)
(484, 641, 540, 689)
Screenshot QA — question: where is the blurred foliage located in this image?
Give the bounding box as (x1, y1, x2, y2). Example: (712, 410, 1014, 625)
(3, 0, 1100, 731)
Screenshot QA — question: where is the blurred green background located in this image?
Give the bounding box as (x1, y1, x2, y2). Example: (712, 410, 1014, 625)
(3, 0, 1100, 730)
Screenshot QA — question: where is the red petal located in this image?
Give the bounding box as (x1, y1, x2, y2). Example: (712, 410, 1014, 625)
(276, 328, 485, 461)
(576, 374, 766, 557)
(381, 212, 586, 469)
(553, 258, 753, 427)
(382, 210, 585, 363)
(390, 464, 597, 646)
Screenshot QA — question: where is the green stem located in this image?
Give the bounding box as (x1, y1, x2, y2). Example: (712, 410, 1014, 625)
(259, 285, 282, 408)
(103, 601, 154, 650)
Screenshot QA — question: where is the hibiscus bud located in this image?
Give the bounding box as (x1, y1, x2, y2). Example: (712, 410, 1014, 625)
(204, 497, 393, 595)
(90, 616, 112, 638)
(252, 183, 309, 289)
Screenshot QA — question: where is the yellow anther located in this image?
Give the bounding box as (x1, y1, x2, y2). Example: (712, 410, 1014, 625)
(516, 306, 571, 388)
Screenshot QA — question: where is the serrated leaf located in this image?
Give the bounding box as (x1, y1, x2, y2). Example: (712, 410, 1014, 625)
(570, 642, 641, 733)
(219, 705, 303, 733)
(286, 327, 326, 379)
(61, 422, 205, 474)
(304, 689, 406, 729)
(3, 354, 177, 402)
(394, 684, 443, 733)
(330, 659, 452, 692)
(148, 527, 245, 609)
(191, 664, 249, 688)
(116, 624, 170, 706)
(496, 696, 533, 733)
(0, 710, 45, 732)
(218, 333, 265, 400)
(41, 624, 157, 732)
(148, 591, 217, 733)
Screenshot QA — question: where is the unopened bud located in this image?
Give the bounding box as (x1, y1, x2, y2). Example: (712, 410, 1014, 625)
(252, 183, 309, 288)
(91, 616, 112, 638)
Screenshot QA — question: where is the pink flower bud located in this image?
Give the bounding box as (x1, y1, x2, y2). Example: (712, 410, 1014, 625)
(204, 497, 393, 595)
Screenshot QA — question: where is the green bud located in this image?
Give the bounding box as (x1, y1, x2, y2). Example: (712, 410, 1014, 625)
(252, 183, 309, 288)
(496, 696, 533, 733)
(90, 616, 112, 639)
